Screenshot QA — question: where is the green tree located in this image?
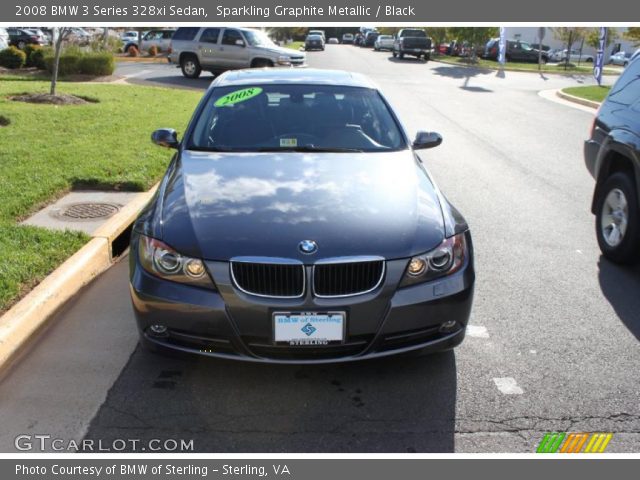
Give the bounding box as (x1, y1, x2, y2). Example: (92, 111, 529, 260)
(624, 27, 640, 46)
(585, 27, 618, 49)
(425, 28, 449, 52)
(552, 27, 588, 69)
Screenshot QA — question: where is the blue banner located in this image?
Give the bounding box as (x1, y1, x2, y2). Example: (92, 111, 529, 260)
(593, 27, 607, 85)
(498, 27, 506, 64)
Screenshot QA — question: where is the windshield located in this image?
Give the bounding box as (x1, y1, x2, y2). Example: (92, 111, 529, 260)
(188, 84, 406, 153)
(243, 30, 274, 47)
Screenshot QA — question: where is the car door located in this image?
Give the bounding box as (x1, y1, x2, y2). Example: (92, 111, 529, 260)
(196, 27, 221, 68)
(218, 29, 250, 69)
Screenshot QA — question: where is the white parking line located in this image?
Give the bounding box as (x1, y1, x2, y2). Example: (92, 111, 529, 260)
(493, 377, 524, 395)
(466, 324, 489, 338)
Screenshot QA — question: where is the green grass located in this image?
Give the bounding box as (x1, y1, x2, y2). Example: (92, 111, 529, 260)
(0, 79, 202, 311)
(562, 85, 611, 103)
(284, 41, 304, 51)
(434, 55, 619, 75)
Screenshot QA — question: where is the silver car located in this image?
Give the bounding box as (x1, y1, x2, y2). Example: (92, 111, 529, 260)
(374, 35, 395, 51)
(608, 51, 633, 67)
(169, 27, 306, 79)
(0, 28, 9, 50)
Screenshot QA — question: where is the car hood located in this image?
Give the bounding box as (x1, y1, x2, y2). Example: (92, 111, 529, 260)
(159, 150, 445, 262)
(263, 46, 305, 57)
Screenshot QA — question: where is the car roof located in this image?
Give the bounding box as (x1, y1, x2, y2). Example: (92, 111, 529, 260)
(212, 69, 379, 89)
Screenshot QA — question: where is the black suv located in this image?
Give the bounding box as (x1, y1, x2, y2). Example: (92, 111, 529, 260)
(584, 57, 640, 264)
(484, 39, 548, 63)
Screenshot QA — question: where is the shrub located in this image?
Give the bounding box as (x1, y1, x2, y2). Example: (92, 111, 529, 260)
(127, 45, 139, 57)
(78, 52, 115, 76)
(0, 47, 27, 69)
(28, 46, 50, 70)
(148, 45, 159, 56)
(44, 50, 115, 76)
(23, 44, 41, 66)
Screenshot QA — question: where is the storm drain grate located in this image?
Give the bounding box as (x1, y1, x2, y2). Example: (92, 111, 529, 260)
(59, 202, 121, 220)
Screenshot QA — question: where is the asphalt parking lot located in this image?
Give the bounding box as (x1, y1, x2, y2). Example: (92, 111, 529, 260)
(1, 45, 639, 453)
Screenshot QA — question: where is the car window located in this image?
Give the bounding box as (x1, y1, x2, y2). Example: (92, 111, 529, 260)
(401, 30, 426, 37)
(607, 60, 640, 107)
(244, 30, 274, 47)
(222, 29, 244, 46)
(172, 27, 199, 41)
(199, 28, 220, 44)
(162, 31, 174, 39)
(188, 85, 406, 152)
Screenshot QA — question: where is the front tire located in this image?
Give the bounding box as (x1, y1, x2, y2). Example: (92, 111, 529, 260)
(180, 54, 201, 79)
(595, 172, 640, 264)
(392, 50, 397, 58)
(399, 51, 405, 59)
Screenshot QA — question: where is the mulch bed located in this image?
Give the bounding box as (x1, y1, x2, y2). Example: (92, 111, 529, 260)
(9, 92, 91, 105)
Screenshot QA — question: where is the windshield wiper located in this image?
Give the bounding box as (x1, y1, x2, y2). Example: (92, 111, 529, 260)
(257, 145, 364, 153)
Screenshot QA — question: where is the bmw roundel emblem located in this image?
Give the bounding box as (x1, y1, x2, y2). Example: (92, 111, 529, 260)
(298, 240, 318, 254)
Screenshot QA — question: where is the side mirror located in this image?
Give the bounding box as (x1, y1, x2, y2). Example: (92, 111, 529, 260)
(152, 128, 179, 149)
(235, 39, 245, 47)
(413, 131, 443, 150)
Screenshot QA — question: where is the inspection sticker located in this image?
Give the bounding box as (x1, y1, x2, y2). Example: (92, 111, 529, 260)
(214, 87, 263, 107)
(280, 138, 298, 147)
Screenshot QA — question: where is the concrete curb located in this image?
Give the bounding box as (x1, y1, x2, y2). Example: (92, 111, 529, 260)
(556, 89, 602, 109)
(0, 185, 158, 376)
(431, 57, 619, 77)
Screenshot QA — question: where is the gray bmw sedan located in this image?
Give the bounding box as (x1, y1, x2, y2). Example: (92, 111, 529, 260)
(129, 68, 475, 363)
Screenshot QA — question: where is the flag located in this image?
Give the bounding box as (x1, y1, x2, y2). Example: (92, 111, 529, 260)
(594, 27, 607, 85)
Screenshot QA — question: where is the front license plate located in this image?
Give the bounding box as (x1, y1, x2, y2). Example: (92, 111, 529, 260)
(273, 312, 345, 345)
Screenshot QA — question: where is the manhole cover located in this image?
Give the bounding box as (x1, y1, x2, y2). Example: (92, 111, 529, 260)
(59, 202, 121, 220)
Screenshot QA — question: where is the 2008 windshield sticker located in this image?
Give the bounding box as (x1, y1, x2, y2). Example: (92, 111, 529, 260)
(214, 87, 263, 107)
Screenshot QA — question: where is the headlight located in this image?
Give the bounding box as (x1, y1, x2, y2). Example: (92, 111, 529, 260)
(399, 233, 467, 288)
(277, 55, 291, 65)
(137, 235, 216, 289)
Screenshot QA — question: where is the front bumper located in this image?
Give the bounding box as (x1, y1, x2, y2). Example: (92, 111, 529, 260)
(130, 235, 475, 364)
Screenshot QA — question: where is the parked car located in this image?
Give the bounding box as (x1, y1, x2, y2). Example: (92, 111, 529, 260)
(393, 29, 432, 60)
(140, 29, 175, 52)
(548, 48, 565, 62)
(0, 28, 9, 50)
(328, 37, 339, 45)
(565, 49, 594, 63)
(304, 34, 325, 51)
(120, 31, 139, 43)
(24, 28, 50, 45)
(132, 68, 475, 362)
(341, 33, 354, 44)
(484, 39, 548, 63)
(584, 58, 640, 264)
(363, 31, 379, 48)
(308, 30, 325, 42)
(168, 27, 306, 78)
(6, 28, 42, 49)
(67, 27, 92, 45)
(354, 33, 364, 46)
(374, 35, 395, 51)
(609, 51, 633, 67)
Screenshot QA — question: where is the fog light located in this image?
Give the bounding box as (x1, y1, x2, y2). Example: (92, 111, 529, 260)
(184, 258, 205, 278)
(439, 320, 458, 333)
(149, 324, 168, 336)
(408, 257, 427, 276)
